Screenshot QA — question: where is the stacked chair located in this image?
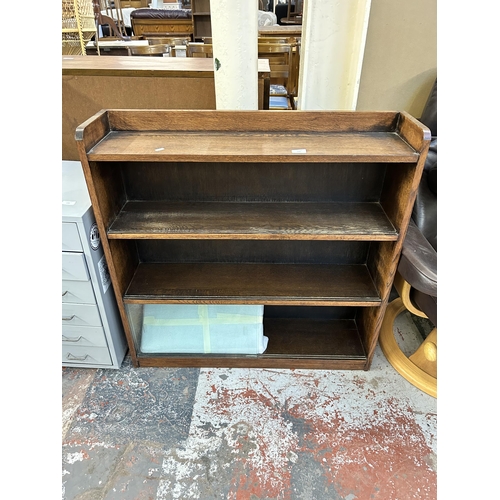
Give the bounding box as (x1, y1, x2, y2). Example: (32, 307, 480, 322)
(258, 39, 299, 109)
(183, 37, 301, 110)
(186, 42, 213, 58)
(145, 36, 190, 56)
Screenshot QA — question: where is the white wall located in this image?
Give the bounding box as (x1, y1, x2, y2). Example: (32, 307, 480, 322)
(356, 0, 437, 116)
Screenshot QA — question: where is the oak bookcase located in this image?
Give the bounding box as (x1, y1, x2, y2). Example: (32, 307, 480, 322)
(76, 109, 430, 370)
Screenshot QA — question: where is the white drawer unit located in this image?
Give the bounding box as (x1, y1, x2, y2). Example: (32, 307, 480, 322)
(62, 280, 96, 304)
(62, 223, 82, 252)
(62, 325, 109, 347)
(62, 161, 128, 368)
(62, 303, 102, 328)
(62, 252, 90, 281)
(62, 345, 112, 366)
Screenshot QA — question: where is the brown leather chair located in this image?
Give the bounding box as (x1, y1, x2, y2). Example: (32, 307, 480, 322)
(379, 79, 437, 397)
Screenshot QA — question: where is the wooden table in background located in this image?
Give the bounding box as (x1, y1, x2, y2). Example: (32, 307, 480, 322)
(85, 39, 149, 56)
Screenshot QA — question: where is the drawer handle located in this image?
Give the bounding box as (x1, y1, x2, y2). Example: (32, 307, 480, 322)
(62, 291, 68, 297)
(62, 335, 83, 343)
(66, 353, 89, 361)
(62, 315, 76, 321)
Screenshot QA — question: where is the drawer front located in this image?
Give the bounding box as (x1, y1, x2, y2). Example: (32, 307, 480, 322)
(62, 303, 102, 327)
(62, 280, 96, 304)
(62, 223, 82, 252)
(62, 325, 108, 347)
(62, 345, 112, 365)
(62, 252, 89, 282)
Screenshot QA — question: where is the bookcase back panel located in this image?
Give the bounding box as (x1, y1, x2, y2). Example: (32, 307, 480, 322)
(120, 162, 387, 202)
(135, 239, 371, 265)
(265, 305, 356, 320)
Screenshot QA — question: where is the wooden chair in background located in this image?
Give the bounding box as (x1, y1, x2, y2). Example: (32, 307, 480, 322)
(258, 36, 292, 44)
(282, 0, 303, 25)
(259, 37, 300, 96)
(185, 39, 299, 108)
(92, 0, 130, 40)
(258, 41, 298, 109)
(187, 42, 213, 58)
(145, 37, 190, 56)
(146, 37, 191, 46)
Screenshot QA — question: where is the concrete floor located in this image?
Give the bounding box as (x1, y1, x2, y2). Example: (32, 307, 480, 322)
(62, 312, 437, 500)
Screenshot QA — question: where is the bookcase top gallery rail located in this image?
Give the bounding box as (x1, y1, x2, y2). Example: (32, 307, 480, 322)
(75, 110, 430, 163)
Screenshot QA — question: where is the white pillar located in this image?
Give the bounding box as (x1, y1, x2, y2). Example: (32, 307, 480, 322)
(298, 0, 372, 110)
(210, 0, 259, 110)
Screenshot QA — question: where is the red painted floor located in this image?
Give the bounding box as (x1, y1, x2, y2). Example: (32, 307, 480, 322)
(62, 312, 436, 500)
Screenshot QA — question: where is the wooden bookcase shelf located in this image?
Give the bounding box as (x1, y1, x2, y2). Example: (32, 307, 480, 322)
(76, 109, 430, 370)
(107, 201, 398, 240)
(123, 262, 381, 304)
